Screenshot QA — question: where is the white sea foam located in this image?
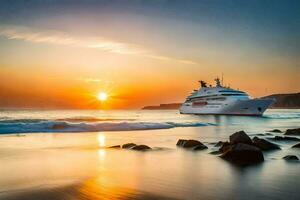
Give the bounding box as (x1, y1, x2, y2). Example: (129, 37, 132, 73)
(264, 113, 300, 119)
(0, 120, 214, 134)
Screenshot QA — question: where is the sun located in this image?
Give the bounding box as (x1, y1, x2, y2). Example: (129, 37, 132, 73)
(97, 92, 108, 101)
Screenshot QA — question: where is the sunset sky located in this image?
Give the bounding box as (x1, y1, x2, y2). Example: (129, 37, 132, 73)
(0, 0, 299, 109)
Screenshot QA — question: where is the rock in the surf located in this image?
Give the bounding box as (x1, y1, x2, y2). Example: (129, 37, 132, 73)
(285, 128, 300, 136)
(132, 145, 152, 151)
(122, 143, 137, 149)
(292, 143, 300, 148)
(269, 129, 282, 133)
(108, 145, 121, 149)
(283, 155, 299, 160)
(252, 137, 281, 151)
(229, 131, 252, 145)
(176, 139, 187, 146)
(269, 136, 300, 141)
(220, 143, 264, 165)
(214, 141, 225, 147)
(176, 139, 208, 150)
(219, 142, 231, 153)
(193, 144, 208, 150)
(209, 150, 222, 155)
(183, 140, 203, 148)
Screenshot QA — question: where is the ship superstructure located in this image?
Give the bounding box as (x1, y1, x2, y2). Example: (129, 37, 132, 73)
(180, 78, 274, 116)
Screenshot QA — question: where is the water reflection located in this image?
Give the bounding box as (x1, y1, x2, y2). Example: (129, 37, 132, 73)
(77, 177, 178, 200)
(98, 149, 106, 161)
(97, 133, 106, 147)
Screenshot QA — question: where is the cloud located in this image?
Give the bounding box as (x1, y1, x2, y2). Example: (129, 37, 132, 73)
(0, 25, 196, 65)
(76, 77, 102, 83)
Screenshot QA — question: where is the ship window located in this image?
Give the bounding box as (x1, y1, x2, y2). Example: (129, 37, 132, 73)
(221, 94, 246, 96)
(219, 90, 245, 93)
(258, 107, 262, 112)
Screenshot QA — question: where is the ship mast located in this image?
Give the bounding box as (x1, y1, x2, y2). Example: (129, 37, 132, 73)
(199, 80, 207, 88)
(215, 77, 222, 87)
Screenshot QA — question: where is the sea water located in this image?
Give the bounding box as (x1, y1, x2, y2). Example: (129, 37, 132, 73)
(0, 109, 299, 200)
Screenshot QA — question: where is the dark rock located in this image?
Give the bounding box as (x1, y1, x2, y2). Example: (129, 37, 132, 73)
(209, 150, 222, 155)
(132, 145, 151, 151)
(221, 143, 264, 165)
(176, 139, 187, 146)
(269, 136, 300, 141)
(229, 131, 252, 145)
(219, 142, 231, 153)
(108, 145, 121, 149)
(292, 143, 300, 148)
(214, 141, 225, 147)
(269, 129, 282, 133)
(182, 140, 203, 148)
(283, 155, 299, 160)
(285, 128, 300, 136)
(265, 133, 273, 136)
(122, 143, 137, 149)
(177, 139, 208, 150)
(252, 137, 281, 151)
(193, 144, 208, 151)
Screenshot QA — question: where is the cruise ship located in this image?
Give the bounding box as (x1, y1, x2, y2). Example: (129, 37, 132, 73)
(180, 78, 274, 116)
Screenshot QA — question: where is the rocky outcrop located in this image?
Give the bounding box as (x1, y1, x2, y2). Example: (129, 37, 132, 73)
(176, 139, 187, 146)
(283, 155, 299, 160)
(183, 140, 203, 148)
(108, 145, 121, 149)
(122, 143, 137, 149)
(131, 145, 151, 151)
(229, 131, 252, 145)
(268, 136, 300, 141)
(218, 131, 264, 165)
(262, 92, 300, 108)
(176, 139, 208, 150)
(194, 144, 208, 150)
(269, 129, 282, 133)
(285, 128, 300, 136)
(120, 143, 152, 151)
(209, 150, 222, 155)
(219, 142, 231, 153)
(292, 143, 300, 148)
(214, 141, 225, 147)
(252, 137, 281, 151)
(220, 143, 264, 165)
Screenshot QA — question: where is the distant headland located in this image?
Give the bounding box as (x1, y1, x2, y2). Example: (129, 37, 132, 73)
(263, 92, 300, 109)
(142, 92, 300, 110)
(142, 103, 181, 110)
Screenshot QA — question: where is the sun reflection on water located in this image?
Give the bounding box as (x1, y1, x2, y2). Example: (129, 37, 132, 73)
(98, 149, 106, 161)
(97, 134, 106, 147)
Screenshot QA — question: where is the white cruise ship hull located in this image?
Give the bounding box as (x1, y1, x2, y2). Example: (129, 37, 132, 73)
(180, 98, 274, 116)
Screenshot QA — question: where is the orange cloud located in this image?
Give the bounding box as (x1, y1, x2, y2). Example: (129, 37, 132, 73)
(0, 25, 197, 65)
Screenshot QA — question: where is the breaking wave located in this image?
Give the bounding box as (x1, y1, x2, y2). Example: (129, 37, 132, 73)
(264, 113, 300, 119)
(0, 120, 215, 134)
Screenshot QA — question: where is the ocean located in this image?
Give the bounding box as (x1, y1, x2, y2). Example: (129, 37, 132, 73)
(0, 109, 300, 200)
